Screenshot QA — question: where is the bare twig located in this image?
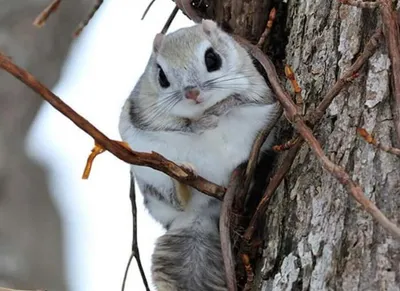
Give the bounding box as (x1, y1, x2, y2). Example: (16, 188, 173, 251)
(238, 12, 283, 204)
(74, 0, 104, 37)
(307, 29, 382, 125)
(236, 36, 400, 240)
(161, 6, 179, 34)
(240, 253, 254, 291)
(296, 121, 400, 240)
(244, 143, 302, 241)
(257, 7, 277, 49)
(121, 252, 135, 291)
(175, 0, 202, 22)
(121, 173, 150, 291)
(122, 179, 150, 291)
(272, 136, 300, 152)
(141, 0, 157, 20)
(276, 29, 380, 151)
(244, 29, 383, 241)
(285, 64, 304, 114)
(234, 36, 297, 115)
(33, 0, 62, 27)
(340, 0, 379, 8)
(220, 168, 244, 291)
(130, 242, 149, 291)
(82, 141, 106, 179)
(379, 0, 400, 144)
(83, 141, 131, 179)
(357, 128, 400, 156)
(0, 52, 226, 198)
(242, 106, 282, 201)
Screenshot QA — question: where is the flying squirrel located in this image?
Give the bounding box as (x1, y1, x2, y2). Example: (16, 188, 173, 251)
(118, 19, 280, 291)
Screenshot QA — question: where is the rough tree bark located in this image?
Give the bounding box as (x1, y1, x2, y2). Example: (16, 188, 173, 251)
(0, 0, 91, 290)
(208, 0, 400, 290)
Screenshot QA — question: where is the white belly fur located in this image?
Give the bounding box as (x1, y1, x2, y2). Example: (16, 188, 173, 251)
(120, 104, 277, 225)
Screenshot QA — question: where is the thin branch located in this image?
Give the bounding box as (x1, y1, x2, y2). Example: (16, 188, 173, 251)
(82, 141, 132, 179)
(244, 29, 383, 241)
(82, 141, 105, 179)
(220, 168, 244, 291)
(236, 36, 400, 240)
(161, 6, 179, 34)
(296, 120, 400, 240)
(240, 253, 254, 291)
(285, 64, 304, 114)
(257, 7, 277, 49)
(131, 250, 149, 291)
(0, 52, 226, 199)
(175, 0, 202, 22)
(237, 8, 283, 204)
(129, 173, 139, 258)
(242, 107, 282, 197)
(141, 0, 157, 20)
(379, 0, 400, 144)
(272, 136, 300, 152)
(234, 36, 297, 116)
(33, 0, 62, 27)
(340, 0, 379, 8)
(307, 29, 382, 125)
(121, 173, 150, 291)
(244, 143, 302, 241)
(357, 128, 400, 156)
(121, 252, 134, 291)
(235, 6, 283, 204)
(74, 0, 104, 37)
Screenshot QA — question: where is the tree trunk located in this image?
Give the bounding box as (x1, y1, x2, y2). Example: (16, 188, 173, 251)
(208, 0, 400, 290)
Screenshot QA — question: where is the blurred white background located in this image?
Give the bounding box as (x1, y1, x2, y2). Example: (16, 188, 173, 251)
(25, 1, 191, 290)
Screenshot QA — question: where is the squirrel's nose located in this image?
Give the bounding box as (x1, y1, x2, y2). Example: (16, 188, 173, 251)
(184, 87, 200, 102)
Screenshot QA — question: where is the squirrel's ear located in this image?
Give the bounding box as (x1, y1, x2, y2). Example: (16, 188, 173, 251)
(201, 19, 218, 35)
(153, 33, 165, 53)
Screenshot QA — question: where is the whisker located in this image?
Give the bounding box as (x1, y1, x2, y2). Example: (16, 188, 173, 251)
(140, 91, 182, 126)
(207, 85, 266, 101)
(203, 71, 267, 88)
(203, 73, 254, 86)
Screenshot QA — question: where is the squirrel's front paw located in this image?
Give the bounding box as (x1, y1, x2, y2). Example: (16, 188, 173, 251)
(178, 162, 198, 177)
(190, 115, 219, 133)
(199, 114, 219, 128)
(174, 162, 197, 209)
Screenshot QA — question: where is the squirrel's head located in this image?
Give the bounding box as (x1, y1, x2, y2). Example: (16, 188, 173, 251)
(143, 20, 269, 119)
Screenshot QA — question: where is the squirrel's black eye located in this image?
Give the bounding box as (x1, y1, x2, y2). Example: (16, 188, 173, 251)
(157, 65, 170, 88)
(205, 48, 222, 72)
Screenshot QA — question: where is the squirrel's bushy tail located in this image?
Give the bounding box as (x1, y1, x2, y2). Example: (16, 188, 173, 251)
(152, 226, 227, 291)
